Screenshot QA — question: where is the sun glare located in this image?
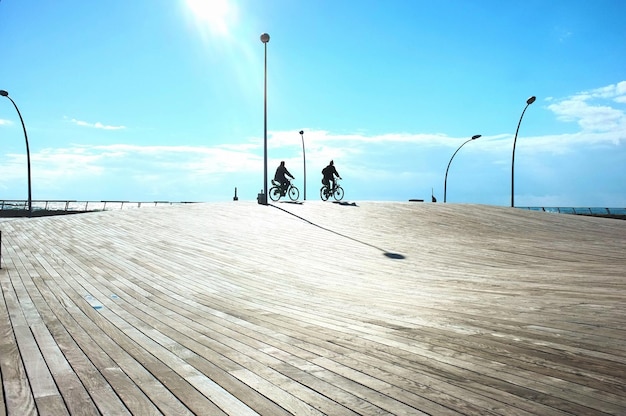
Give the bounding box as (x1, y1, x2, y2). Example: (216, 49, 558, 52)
(186, 0, 235, 36)
(183, 0, 258, 107)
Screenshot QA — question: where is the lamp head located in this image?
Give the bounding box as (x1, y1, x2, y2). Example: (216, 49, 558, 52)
(471, 134, 482, 140)
(299, 130, 304, 135)
(260, 33, 270, 43)
(0, 90, 8, 97)
(526, 96, 536, 105)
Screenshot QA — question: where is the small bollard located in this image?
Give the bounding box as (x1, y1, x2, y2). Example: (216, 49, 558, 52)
(257, 190, 266, 205)
(233, 187, 239, 201)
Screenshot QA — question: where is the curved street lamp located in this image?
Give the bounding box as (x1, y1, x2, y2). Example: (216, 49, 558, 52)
(260, 33, 270, 205)
(444, 134, 481, 203)
(511, 96, 536, 207)
(0, 90, 32, 216)
(299, 130, 306, 200)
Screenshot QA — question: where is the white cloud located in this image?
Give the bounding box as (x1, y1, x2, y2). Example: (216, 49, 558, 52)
(0, 142, 265, 201)
(0, 118, 13, 126)
(68, 117, 126, 130)
(546, 81, 626, 139)
(587, 81, 626, 100)
(30, 143, 261, 184)
(269, 129, 467, 148)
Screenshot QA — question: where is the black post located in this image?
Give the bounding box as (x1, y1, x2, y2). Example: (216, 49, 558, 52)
(444, 135, 481, 203)
(0, 90, 32, 216)
(260, 33, 270, 205)
(511, 96, 536, 207)
(299, 130, 306, 200)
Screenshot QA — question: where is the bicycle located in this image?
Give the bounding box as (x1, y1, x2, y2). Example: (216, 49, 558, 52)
(320, 179, 344, 201)
(269, 179, 300, 201)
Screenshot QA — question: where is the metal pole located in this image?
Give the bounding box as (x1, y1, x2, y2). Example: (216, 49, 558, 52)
(511, 96, 536, 207)
(263, 42, 268, 204)
(260, 33, 270, 205)
(443, 135, 481, 203)
(300, 130, 306, 200)
(0, 90, 32, 216)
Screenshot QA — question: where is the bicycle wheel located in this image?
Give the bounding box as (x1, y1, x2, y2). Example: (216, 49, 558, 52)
(333, 186, 344, 201)
(269, 186, 281, 201)
(288, 185, 300, 201)
(320, 186, 330, 201)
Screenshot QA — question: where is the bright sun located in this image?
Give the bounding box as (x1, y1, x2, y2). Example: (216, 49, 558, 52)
(186, 0, 234, 36)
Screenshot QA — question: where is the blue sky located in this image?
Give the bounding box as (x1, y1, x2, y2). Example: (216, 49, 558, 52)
(1, 0, 625, 206)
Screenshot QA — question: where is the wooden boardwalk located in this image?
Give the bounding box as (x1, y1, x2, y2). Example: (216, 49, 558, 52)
(1, 201, 625, 415)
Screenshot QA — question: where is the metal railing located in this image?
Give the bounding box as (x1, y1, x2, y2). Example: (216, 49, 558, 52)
(519, 206, 626, 219)
(0, 200, 197, 217)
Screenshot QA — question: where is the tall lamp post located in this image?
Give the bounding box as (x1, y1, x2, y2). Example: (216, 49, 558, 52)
(260, 33, 270, 205)
(0, 90, 32, 216)
(511, 96, 536, 207)
(444, 134, 481, 203)
(299, 130, 306, 200)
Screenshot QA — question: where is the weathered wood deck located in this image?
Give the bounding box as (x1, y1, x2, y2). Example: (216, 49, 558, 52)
(1, 201, 624, 415)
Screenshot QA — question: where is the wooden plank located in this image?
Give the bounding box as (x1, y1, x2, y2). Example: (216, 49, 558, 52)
(230, 368, 328, 416)
(1, 267, 64, 413)
(9, 249, 102, 415)
(34, 262, 197, 415)
(27, 274, 132, 415)
(0, 277, 36, 416)
(0, 202, 625, 415)
(8, 232, 191, 415)
(0, 366, 4, 416)
(30, 323, 99, 415)
(131, 290, 371, 416)
(40, 256, 237, 415)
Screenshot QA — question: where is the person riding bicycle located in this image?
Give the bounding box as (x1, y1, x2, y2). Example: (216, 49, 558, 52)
(321, 160, 341, 193)
(274, 161, 294, 195)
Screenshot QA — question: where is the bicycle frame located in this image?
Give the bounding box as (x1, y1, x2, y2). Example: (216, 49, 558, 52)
(320, 179, 344, 201)
(270, 179, 300, 201)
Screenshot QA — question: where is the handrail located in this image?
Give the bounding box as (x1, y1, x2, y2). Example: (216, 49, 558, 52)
(519, 206, 626, 214)
(518, 206, 626, 219)
(0, 200, 196, 215)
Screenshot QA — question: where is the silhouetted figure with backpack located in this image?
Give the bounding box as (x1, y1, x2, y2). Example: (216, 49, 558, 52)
(274, 161, 294, 195)
(321, 160, 341, 192)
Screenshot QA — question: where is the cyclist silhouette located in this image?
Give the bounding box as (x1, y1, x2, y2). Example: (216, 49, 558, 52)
(321, 160, 341, 191)
(274, 161, 294, 195)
